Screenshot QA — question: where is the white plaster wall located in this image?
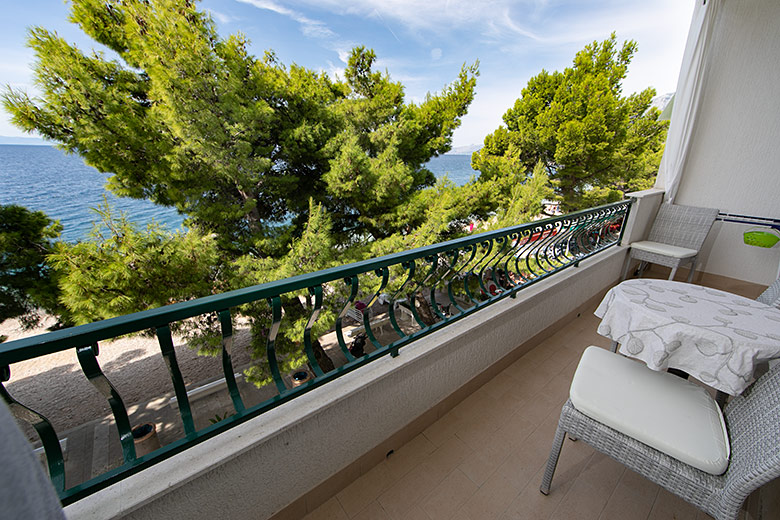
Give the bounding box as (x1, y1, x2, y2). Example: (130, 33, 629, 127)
(65, 248, 626, 520)
(670, 0, 780, 284)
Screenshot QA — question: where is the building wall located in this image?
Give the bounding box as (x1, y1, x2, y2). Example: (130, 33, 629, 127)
(670, 0, 780, 284)
(65, 248, 627, 520)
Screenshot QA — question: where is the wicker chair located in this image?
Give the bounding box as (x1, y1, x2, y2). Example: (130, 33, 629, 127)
(540, 347, 780, 520)
(621, 203, 719, 282)
(756, 277, 780, 308)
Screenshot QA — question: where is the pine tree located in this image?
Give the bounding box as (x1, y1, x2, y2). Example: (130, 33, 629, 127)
(472, 34, 668, 211)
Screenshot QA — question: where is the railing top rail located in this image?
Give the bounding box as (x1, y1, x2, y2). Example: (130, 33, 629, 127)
(0, 200, 629, 365)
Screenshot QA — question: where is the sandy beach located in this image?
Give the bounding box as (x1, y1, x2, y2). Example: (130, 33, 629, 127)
(0, 314, 255, 437)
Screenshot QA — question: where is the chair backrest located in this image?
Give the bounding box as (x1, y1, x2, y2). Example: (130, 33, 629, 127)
(647, 204, 719, 251)
(756, 277, 780, 308)
(721, 361, 780, 513)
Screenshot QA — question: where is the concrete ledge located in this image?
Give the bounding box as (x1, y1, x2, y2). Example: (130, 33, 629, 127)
(65, 247, 627, 520)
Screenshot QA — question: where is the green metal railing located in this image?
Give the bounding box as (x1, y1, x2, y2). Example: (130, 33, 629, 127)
(0, 200, 631, 504)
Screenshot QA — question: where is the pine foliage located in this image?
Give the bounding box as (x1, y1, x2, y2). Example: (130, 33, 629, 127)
(0, 205, 64, 328)
(472, 34, 668, 211)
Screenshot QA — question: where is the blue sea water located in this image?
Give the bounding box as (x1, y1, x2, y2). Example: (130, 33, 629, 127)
(426, 153, 479, 186)
(0, 145, 186, 243)
(0, 145, 478, 243)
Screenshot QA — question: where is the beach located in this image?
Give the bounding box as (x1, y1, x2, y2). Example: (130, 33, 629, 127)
(0, 314, 255, 437)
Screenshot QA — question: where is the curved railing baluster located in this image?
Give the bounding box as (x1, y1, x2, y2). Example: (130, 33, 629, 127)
(448, 245, 476, 313)
(473, 240, 494, 299)
(535, 222, 563, 272)
(430, 254, 455, 320)
(303, 286, 325, 376)
(499, 233, 520, 290)
(218, 310, 245, 414)
(524, 225, 546, 277)
(512, 228, 534, 282)
(0, 366, 65, 492)
(336, 276, 360, 362)
(388, 261, 416, 340)
(407, 256, 437, 328)
(363, 268, 389, 349)
(156, 325, 196, 436)
(481, 237, 507, 297)
(76, 344, 136, 462)
(265, 297, 286, 393)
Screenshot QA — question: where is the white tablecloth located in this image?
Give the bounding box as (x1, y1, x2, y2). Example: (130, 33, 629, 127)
(595, 279, 780, 395)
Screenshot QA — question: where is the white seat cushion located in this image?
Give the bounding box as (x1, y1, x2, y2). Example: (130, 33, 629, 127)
(569, 346, 730, 475)
(630, 240, 698, 259)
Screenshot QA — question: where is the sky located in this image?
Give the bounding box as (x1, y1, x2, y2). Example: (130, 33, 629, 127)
(0, 0, 695, 148)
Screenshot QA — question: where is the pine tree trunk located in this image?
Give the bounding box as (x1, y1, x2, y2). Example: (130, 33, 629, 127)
(312, 338, 335, 373)
(413, 292, 438, 326)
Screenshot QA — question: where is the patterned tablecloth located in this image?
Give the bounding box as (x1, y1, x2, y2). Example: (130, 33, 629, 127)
(595, 279, 780, 395)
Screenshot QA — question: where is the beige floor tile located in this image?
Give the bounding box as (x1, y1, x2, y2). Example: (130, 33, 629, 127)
(647, 488, 701, 520)
(492, 425, 557, 490)
(484, 387, 526, 418)
(505, 368, 560, 402)
(490, 408, 538, 449)
(377, 464, 440, 520)
(459, 442, 512, 487)
(421, 469, 479, 520)
(421, 435, 473, 483)
(454, 408, 503, 451)
(351, 501, 390, 520)
(482, 371, 521, 401)
(598, 474, 658, 520)
(401, 505, 435, 520)
(502, 353, 539, 380)
(539, 435, 597, 493)
(422, 408, 464, 447)
(616, 469, 662, 504)
(510, 391, 561, 430)
(537, 372, 574, 407)
(548, 452, 625, 520)
(518, 341, 557, 368)
(577, 452, 627, 498)
(336, 462, 392, 518)
(452, 388, 495, 418)
(304, 497, 349, 520)
(501, 453, 592, 520)
(535, 347, 575, 377)
(462, 470, 524, 520)
(384, 433, 436, 481)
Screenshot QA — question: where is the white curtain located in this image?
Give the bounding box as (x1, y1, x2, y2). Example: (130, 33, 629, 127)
(657, 0, 722, 202)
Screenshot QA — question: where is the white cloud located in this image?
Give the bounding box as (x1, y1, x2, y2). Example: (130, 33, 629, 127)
(237, 0, 337, 41)
(337, 49, 351, 64)
(324, 60, 345, 81)
(206, 9, 236, 25)
(295, 0, 547, 38)
(431, 48, 442, 60)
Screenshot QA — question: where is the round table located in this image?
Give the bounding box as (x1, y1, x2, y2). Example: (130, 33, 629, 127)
(595, 279, 780, 395)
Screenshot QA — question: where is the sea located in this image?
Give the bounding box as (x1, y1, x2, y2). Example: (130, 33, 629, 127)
(0, 144, 479, 243)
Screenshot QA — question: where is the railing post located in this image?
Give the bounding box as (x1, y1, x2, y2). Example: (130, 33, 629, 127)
(77, 343, 137, 462)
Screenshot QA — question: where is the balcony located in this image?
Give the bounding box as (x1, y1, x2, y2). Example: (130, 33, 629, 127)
(4, 199, 772, 520)
(4, 1, 780, 518)
(4, 188, 775, 520)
